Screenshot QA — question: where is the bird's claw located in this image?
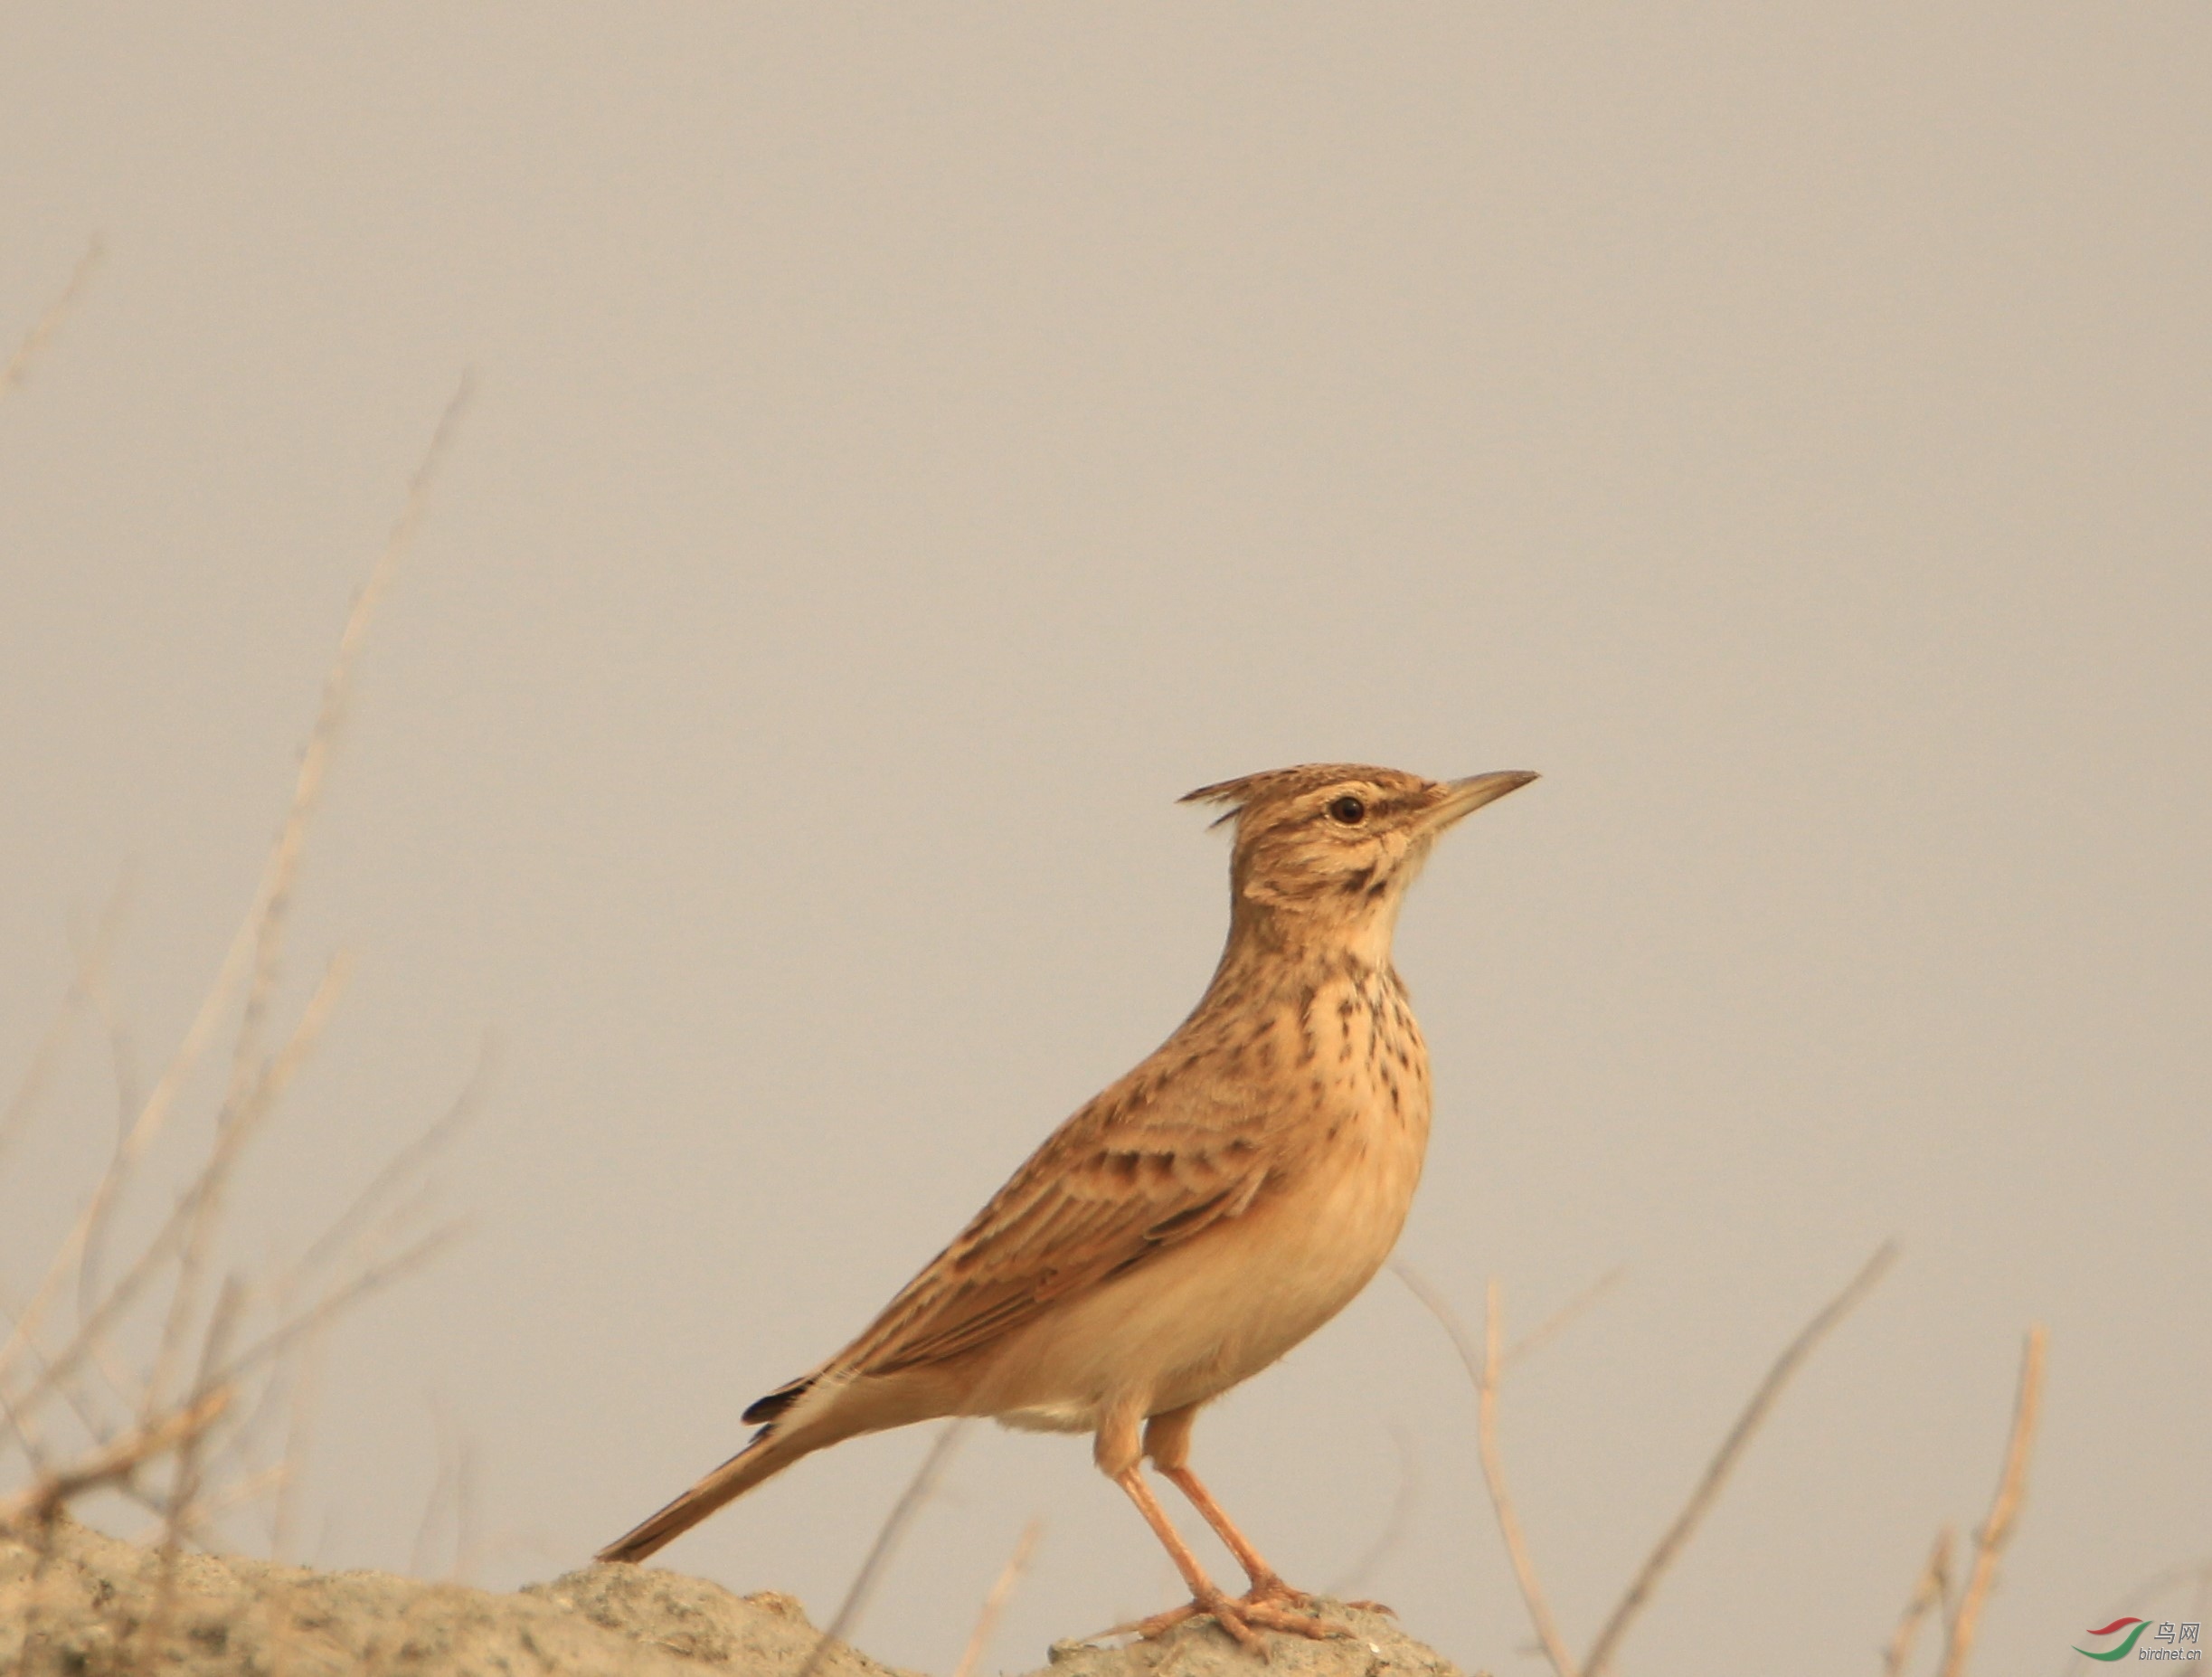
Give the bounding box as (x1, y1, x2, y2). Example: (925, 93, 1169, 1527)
(1121, 1581, 1354, 1653)
(1240, 1576, 1360, 1633)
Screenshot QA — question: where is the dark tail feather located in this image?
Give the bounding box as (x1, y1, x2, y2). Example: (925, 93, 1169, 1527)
(742, 1376, 814, 1426)
(595, 1425, 817, 1565)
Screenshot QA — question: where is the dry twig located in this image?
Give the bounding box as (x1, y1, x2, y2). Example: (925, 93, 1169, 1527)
(1, 881, 129, 1175)
(1503, 1267, 1626, 1373)
(1934, 1325, 2047, 1677)
(0, 1387, 231, 1530)
(952, 1517, 1044, 1677)
(1, 236, 104, 397)
(145, 955, 353, 1423)
(1393, 1263, 1579, 1677)
(797, 1420, 971, 1677)
(0, 372, 474, 1409)
(1883, 1527, 1955, 1677)
(1581, 1241, 1895, 1677)
(0, 374, 477, 1568)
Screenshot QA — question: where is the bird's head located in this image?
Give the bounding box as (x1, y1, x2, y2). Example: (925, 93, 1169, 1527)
(1182, 763, 1536, 962)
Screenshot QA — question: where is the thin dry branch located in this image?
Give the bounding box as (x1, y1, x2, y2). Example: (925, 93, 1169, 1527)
(1503, 1266, 1626, 1374)
(5, 957, 354, 1425)
(0, 1279, 126, 1467)
(797, 1421, 970, 1677)
(76, 925, 145, 1151)
(3, 377, 477, 1598)
(225, 370, 476, 1117)
(1882, 1528, 1954, 1677)
(295, 1032, 494, 1282)
(148, 1461, 289, 1537)
(0, 373, 475, 1401)
(0, 1386, 231, 1530)
(1, 877, 128, 1166)
(201, 1047, 485, 1535)
(75, 927, 149, 1326)
(1478, 1280, 1581, 1677)
(1, 235, 104, 396)
(212, 1222, 465, 1394)
(157, 1278, 245, 1558)
(1581, 1241, 1897, 1677)
(268, 1320, 328, 1561)
(406, 1396, 481, 1580)
(1393, 1263, 1579, 1677)
(1934, 1325, 2047, 1677)
(952, 1517, 1044, 1677)
(146, 953, 353, 1423)
(0, 1368, 52, 1481)
(4, 1209, 459, 1538)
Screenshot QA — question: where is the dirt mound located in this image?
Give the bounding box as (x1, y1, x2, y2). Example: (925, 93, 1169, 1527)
(2, 1517, 1471, 1677)
(1041, 1604, 1465, 1677)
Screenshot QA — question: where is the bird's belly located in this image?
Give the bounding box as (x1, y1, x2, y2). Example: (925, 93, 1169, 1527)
(978, 1106, 1427, 1431)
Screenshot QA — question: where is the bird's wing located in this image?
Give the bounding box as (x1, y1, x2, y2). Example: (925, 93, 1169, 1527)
(827, 1058, 1284, 1380)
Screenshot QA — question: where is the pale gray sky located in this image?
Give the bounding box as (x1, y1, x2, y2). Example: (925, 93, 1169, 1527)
(3, 7, 2207, 1673)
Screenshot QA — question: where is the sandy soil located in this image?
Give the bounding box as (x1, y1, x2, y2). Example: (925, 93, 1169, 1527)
(1, 1518, 1474, 1677)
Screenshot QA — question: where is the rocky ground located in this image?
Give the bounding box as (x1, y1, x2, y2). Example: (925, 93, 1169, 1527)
(0, 1518, 1476, 1677)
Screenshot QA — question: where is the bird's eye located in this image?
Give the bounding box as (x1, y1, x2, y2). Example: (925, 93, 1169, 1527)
(1327, 795, 1367, 825)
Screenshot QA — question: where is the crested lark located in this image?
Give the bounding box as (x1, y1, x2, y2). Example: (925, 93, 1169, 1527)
(598, 763, 1536, 1647)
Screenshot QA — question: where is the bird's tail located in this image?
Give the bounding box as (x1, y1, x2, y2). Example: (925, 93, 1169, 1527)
(595, 1424, 821, 1565)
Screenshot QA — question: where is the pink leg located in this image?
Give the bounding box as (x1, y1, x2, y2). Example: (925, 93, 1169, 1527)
(1139, 1406, 1361, 1635)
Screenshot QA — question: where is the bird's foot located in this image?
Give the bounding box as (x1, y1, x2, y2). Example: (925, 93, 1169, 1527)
(1126, 1578, 1354, 1652)
(1238, 1573, 1317, 1612)
(1127, 1586, 1262, 1652)
(1239, 1577, 1359, 1638)
(1245, 1576, 1397, 1619)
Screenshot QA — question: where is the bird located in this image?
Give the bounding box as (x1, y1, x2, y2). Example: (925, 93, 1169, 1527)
(596, 763, 1536, 1648)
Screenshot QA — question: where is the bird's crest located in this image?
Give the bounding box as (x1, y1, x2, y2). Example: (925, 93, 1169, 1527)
(1181, 763, 1394, 829)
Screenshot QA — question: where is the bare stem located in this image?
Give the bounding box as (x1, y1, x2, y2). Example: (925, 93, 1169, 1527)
(2, 878, 129, 1176)
(212, 1224, 465, 1393)
(951, 1517, 1044, 1677)
(1503, 1266, 1625, 1373)
(1, 235, 104, 396)
(1581, 1241, 1897, 1677)
(797, 1421, 969, 1677)
(1393, 1262, 1579, 1677)
(295, 1033, 494, 1282)
(1883, 1528, 1954, 1677)
(0, 1387, 231, 1530)
(0, 374, 474, 1402)
(1934, 1325, 2047, 1677)
(145, 955, 352, 1423)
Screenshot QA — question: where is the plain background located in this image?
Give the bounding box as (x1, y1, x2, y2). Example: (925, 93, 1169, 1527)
(3, 7, 2207, 1673)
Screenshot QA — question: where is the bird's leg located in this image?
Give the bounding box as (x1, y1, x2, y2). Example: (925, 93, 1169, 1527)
(1098, 1401, 1350, 1651)
(1093, 1404, 1267, 1651)
(1141, 1407, 1355, 1636)
(1143, 1407, 1290, 1598)
(1107, 1464, 1266, 1653)
(1159, 1464, 1297, 1600)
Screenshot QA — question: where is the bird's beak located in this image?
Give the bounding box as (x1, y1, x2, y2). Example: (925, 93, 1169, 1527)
(1426, 770, 1539, 831)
